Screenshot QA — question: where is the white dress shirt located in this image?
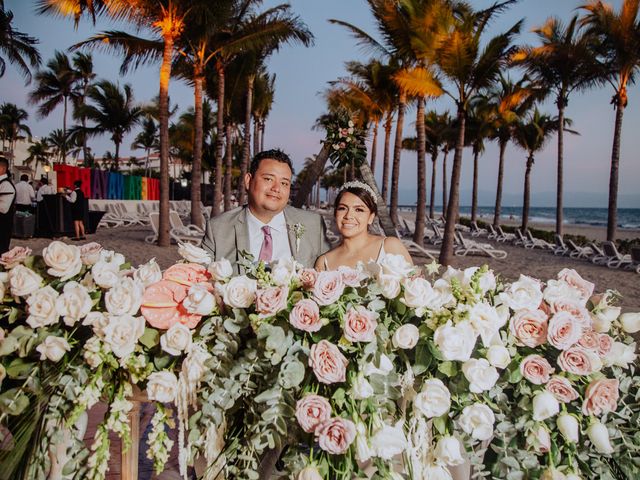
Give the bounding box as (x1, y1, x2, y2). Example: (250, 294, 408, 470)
(0, 174, 15, 214)
(36, 184, 56, 202)
(246, 209, 292, 263)
(15, 181, 35, 206)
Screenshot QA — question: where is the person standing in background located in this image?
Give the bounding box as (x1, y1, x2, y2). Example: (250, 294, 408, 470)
(65, 180, 86, 240)
(15, 174, 36, 213)
(36, 178, 56, 202)
(0, 157, 16, 254)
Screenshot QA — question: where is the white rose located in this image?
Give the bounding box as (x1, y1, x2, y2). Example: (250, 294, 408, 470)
(351, 373, 374, 400)
(527, 424, 551, 453)
(370, 421, 407, 460)
(462, 358, 499, 393)
(401, 277, 438, 313)
(378, 253, 413, 280)
(603, 341, 637, 368)
(160, 323, 193, 356)
(56, 281, 93, 326)
(557, 413, 579, 443)
(363, 354, 393, 377)
(36, 336, 71, 362)
(443, 266, 475, 287)
(223, 275, 257, 308)
(565, 473, 582, 480)
(541, 468, 567, 480)
(26, 286, 59, 328)
(618, 312, 640, 334)
(182, 284, 216, 315)
(9, 265, 43, 297)
(42, 241, 82, 280)
(434, 435, 465, 466)
(181, 343, 211, 384)
(102, 314, 145, 358)
(587, 420, 614, 454)
(468, 302, 505, 347)
(432, 279, 455, 308)
(79, 242, 102, 265)
(414, 378, 451, 418)
(271, 257, 299, 286)
(0, 364, 5, 384)
(392, 324, 419, 350)
(532, 390, 560, 421)
(297, 466, 323, 480)
(146, 370, 179, 403)
(354, 422, 374, 463)
(458, 403, 495, 441)
(208, 258, 233, 282)
(422, 464, 453, 480)
(378, 273, 401, 299)
(434, 320, 477, 362)
(99, 249, 125, 267)
(105, 277, 144, 316)
(83, 311, 109, 338)
(178, 243, 211, 265)
(91, 261, 121, 289)
(592, 306, 621, 332)
(500, 275, 543, 311)
(486, 344, 511, 369)
(544, 280, 583, 307)
(134, 258, 162, 287)
(478, 270, 497, 294)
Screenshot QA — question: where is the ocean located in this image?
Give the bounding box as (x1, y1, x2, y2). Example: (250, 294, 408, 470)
(396, 206, 640, 229)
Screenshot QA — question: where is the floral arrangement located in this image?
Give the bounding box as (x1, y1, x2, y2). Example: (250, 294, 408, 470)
(0, 241, 638, 480)
(322, 110, 367, 169)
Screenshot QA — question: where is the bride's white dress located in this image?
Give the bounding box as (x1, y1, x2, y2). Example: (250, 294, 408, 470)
(323, 238, 387, 270)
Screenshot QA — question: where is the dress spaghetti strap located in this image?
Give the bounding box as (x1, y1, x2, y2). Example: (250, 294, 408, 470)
(323, 256, 330, 271)
(376, 237, 386, 263)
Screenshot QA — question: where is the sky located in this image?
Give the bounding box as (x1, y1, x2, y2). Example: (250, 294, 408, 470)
(2, 0, 639, 208)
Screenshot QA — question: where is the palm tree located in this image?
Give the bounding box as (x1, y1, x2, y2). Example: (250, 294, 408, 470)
(0, 102, 31, 167)
(71, 51, 96, 164)
(29, 51, 79, 162)
(47, 129, 69, 164)
(512, 15, 602, 237)
(132, 116, 159, 177)
(78, 80, 143, 169)
(252, 69, 275, 153)
(465, 101, 492, 223)
(513, 109, 571, 231)
(0, 0, 41, 83)
(25, 137, 51, 173)
(579, 0, 640, 241)
(434, 1, 522, 266)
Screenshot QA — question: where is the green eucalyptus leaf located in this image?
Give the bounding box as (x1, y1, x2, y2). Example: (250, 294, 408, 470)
(0, 387, 29, 415)
(6, 358, 36, 379)
(0, 335, 18, 356)
(139, 327, 159, 349)
(438, 361, 457, 377)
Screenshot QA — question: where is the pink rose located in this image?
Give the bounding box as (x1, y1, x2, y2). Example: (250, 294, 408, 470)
(582, 378, 619, 416)
(578, 329, 599, 351)
(0, 246, 32, 269)
(290, 299, 322, 332)
(547, 311, 583, 350)
(255, 286, 288, 317)
(597, 334, 613, 356)
(313, 271, 345, 306)
(309, 340, 348, 384)
(79, 242, 103, 265)
(550, 299, 592, 329)
(299, 269, 318, 290)
(509, 309, 548, 347)
(163, 263, 210, 286)
(520, 354, 554, 385)
(546, 376, 579, 403)
(343, 306, 377, 343)
(557, 269, 595, 303)
(557, 346, 598, 375)
(295, 394, 332, 433)
(338, 266, 363, 287)
(141, 280, 201, 329)
(315, 417, 356, 454)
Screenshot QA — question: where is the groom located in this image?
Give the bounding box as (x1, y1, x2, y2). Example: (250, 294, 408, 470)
(201, 149, 330, 273)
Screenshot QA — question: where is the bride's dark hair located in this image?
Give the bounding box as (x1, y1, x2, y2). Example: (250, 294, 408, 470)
(334, 186, 378, 216)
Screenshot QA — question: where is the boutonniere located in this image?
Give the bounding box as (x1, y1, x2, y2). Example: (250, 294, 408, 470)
(289, 223, 305, 253)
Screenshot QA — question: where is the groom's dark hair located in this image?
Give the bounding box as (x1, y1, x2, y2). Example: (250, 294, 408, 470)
(250, 149, 294, 176)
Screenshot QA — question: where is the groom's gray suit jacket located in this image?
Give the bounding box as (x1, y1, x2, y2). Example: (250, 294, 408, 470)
(201, 205, 330, 273)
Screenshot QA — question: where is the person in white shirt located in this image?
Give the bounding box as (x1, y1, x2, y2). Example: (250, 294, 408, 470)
(36, 178, 56, 202)
(0, 157, 16, 254)
(15, 174, 36, 213)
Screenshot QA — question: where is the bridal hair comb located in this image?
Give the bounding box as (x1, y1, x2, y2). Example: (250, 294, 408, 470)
(339, 180, 377, 201)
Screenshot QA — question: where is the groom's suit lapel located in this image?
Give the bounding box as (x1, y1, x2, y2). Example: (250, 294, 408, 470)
(234, 208, 250, 273)
(284, 207, 298, 261)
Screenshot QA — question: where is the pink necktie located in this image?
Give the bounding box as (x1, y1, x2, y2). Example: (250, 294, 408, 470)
(258, 225, 273, 263)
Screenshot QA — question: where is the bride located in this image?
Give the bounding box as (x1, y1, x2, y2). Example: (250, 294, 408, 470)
(314, 181, 412, 271)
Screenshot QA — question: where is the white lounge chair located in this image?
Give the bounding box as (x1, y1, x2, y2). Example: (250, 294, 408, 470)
(588, 242, 608, 265)
(470, 221, 487, 237)
(525, 230, 554, 250)
(400, 238, 438, 261)
(169, 210, 204, 246)
(454, 232, 507, 259)
(566, 240, 593, 259)
(624, 247, 640, 274)
(601, 241, 632, 269)
(496, 226, 516, 243)
(553, 235, 569, 256)
(486, 224, 499, 240)
(145, 212, 159, 244)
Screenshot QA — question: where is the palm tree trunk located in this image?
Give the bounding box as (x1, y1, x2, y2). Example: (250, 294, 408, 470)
(253, 117, 260, 155)
(493, 140, 507, 227)
(359, 161, 395, 237)
(62, 96, 68, 164)
(471, 147, 479, 223)
(238, 75, 255, 206)
(414, 96, 426, 246)
(213, 60, 225, 216)
(370, 120, 379, 175)
(190, 72, 204, 227)
(606, 98, 625, 241)
(381, 112, 393, 203)
(522, 154, 534, 232)
(439, 107, 466, 267)
(260, 120, 265, 151)
(390, 96, 406, 225)
(442, 147, 448, 215)
(224, 122, 233, 211)
(82, 83, 90, 163)
(429, 150, 438, 219)
(158, 37, 174, 247)
(556, 95, 566, 237)
(114, 141, 120, 171)
(292, 143, 331, 208)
